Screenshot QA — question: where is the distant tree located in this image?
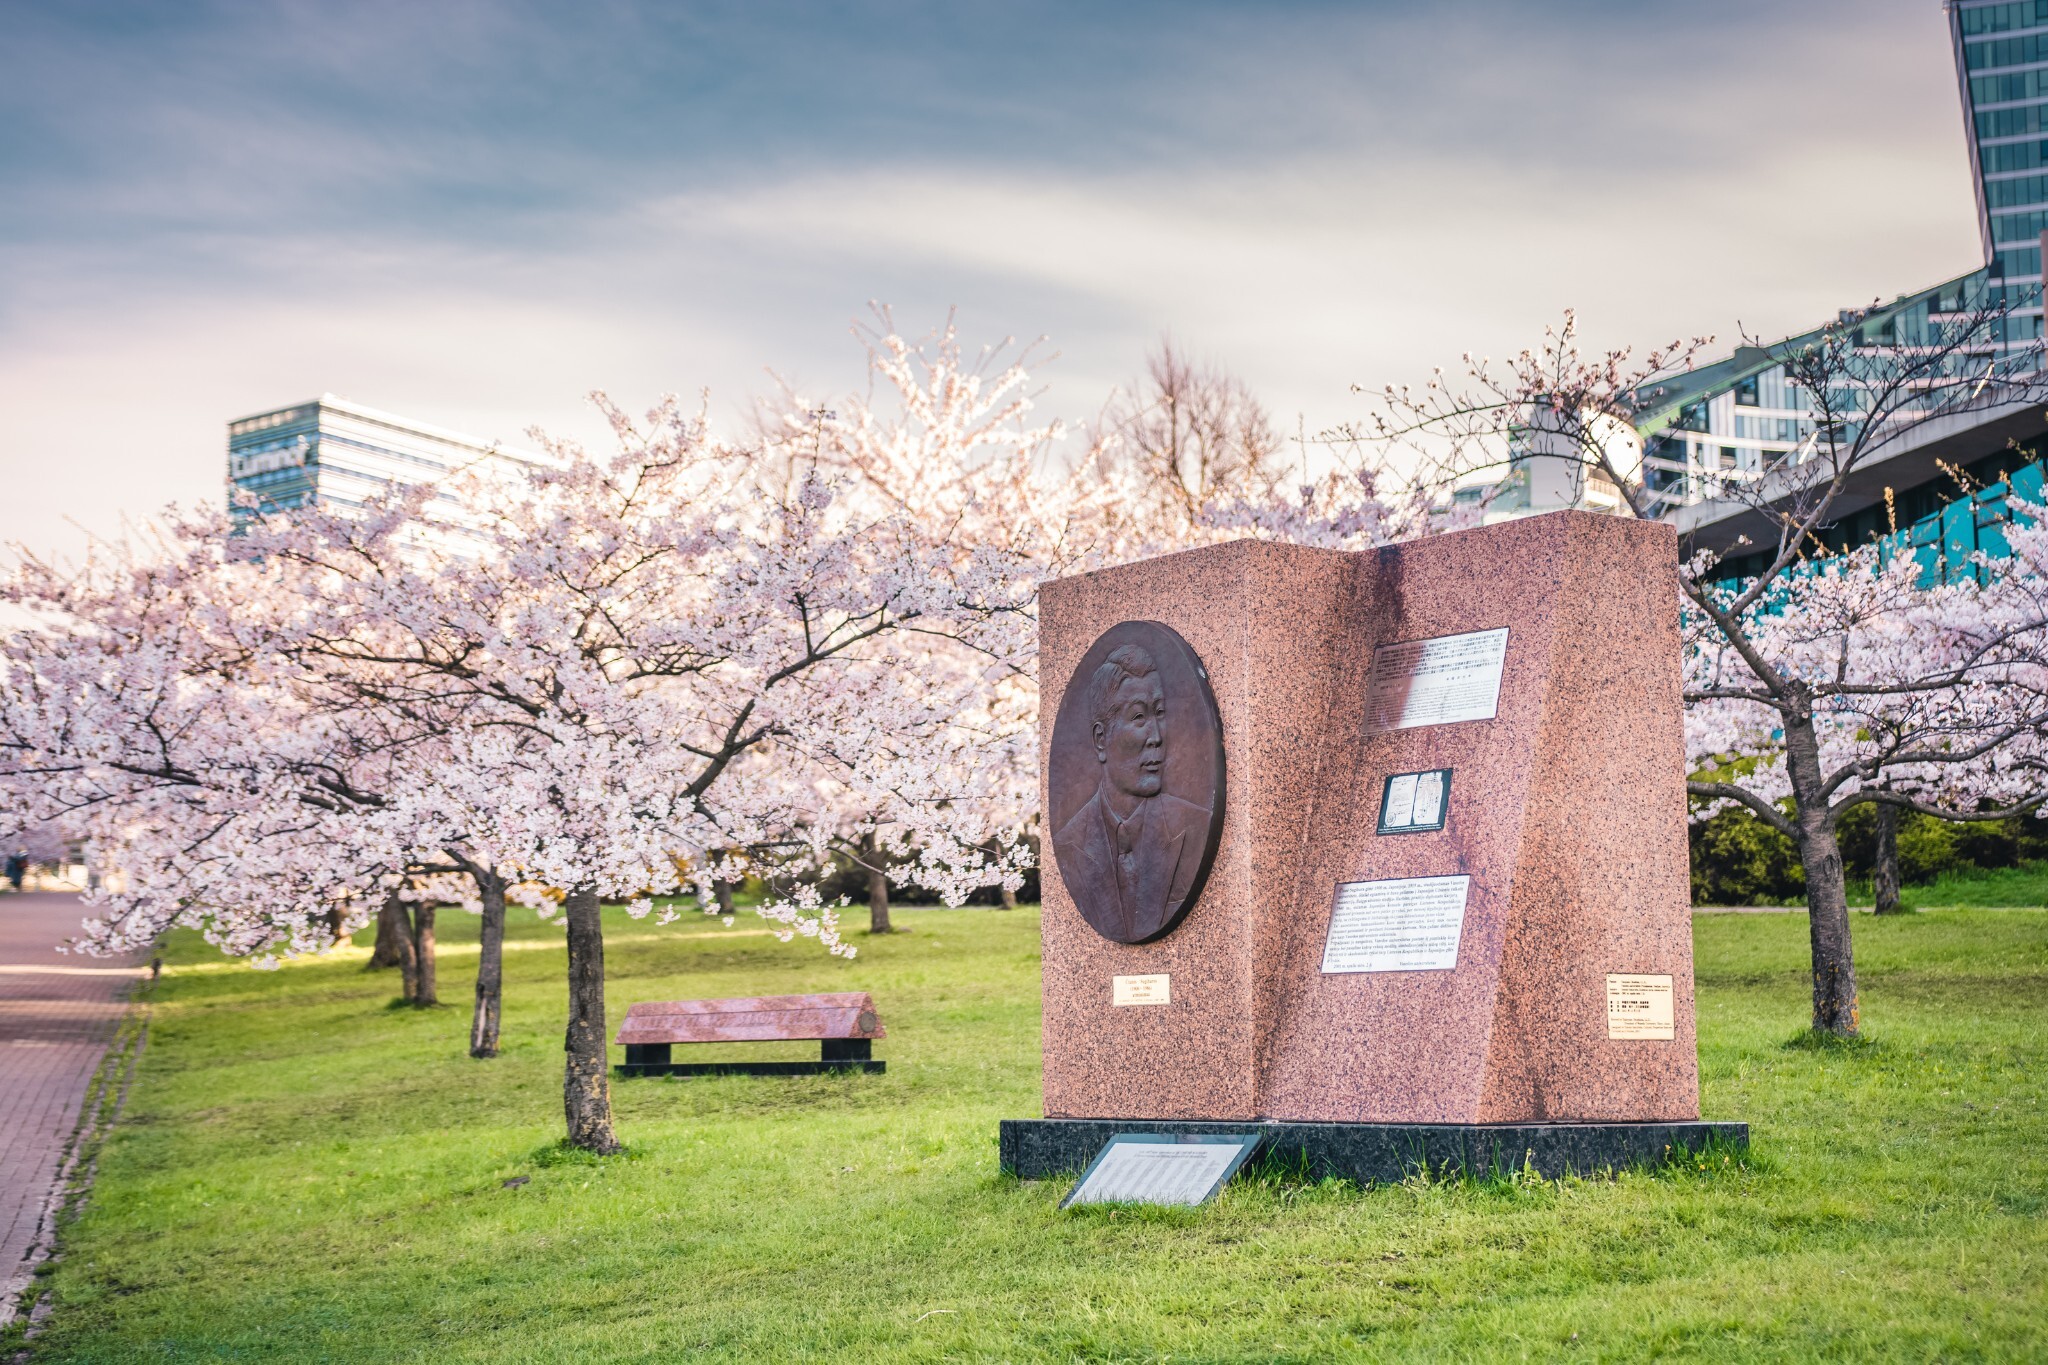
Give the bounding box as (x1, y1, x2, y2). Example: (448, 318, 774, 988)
(1871, 800, 1905, 915)
(1092, 339, 1289, 541)
(0, 817, 73, 876)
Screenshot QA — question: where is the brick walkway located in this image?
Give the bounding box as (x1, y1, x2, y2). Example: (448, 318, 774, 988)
(0, 893, 147, 1323)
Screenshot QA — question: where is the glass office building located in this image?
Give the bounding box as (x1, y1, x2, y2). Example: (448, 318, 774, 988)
(1472, 268, 2002, 527)
(1629, 270, 1995, 509)
(1952, 0, 2048, 339)
(227, 394, 541, 523)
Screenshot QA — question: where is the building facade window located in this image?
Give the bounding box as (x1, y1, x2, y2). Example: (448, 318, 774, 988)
(1992, 208, 2048, 240)
(1977, 99, 2048, 136)
(1995, 245, 2042, 277)
(1987, 171, 2048, 207)
(1967, 31, 2048, 71)
(1971, 67, 2048, 104)
(1961, 1, 2048, 39)
(1980, 138, 2048, 172)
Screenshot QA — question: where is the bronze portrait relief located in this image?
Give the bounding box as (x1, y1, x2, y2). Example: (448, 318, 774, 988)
(1048, 621, 1225, 944)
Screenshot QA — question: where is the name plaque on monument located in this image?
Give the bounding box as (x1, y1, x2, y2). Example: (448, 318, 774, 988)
(1606, 973, 1676, 1040)
(1111, 974, 1170, 1006)
(1321, 875, 1470, 974)
(1365, 628, 1509, 733)
(1377, 768, 1451, 834)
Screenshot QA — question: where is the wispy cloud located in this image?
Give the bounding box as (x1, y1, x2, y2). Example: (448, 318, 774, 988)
(0, 0, 1982, 561)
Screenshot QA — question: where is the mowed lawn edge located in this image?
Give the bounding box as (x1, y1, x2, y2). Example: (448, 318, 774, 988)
(17, 904, 2048, 1362)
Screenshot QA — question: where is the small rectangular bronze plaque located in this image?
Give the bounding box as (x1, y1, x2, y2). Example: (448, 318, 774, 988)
(1377, 768, 1451, 834)
(1112, 974, 1170, 1006)
(1606, 974, 1675, 1040)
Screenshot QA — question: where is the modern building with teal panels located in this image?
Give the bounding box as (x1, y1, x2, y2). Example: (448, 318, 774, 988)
(1474, 262, 2048, 590)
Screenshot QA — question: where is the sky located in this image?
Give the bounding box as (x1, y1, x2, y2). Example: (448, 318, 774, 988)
(0, 0, 1984, 563)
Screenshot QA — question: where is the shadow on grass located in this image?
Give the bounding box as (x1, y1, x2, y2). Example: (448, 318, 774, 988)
(1783, 1027, 1884, 1054)
(528, 1139, 650, 1168)
(381, 998, 454, 1013)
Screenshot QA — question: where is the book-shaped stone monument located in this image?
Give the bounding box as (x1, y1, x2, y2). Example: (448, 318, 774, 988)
(1002, 510, 1747, 1181)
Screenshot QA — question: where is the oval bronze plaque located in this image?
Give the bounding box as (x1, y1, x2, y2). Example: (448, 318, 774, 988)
(1047, 620, 1225, 944)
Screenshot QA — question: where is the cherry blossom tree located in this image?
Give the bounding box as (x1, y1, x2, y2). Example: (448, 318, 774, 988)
(0, 520, 411, 960)
(0, 502, 556, 1060)
(1360, 302, 2048, 1036)
(3, 314, 1450, 1151)
(757, 320, 1456, 936)
(228, 397, 1037, 1151)
(1686, 538, 2048, 1012)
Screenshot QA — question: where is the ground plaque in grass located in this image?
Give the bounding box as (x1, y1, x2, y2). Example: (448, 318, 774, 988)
(19, 905, 2048, 1361)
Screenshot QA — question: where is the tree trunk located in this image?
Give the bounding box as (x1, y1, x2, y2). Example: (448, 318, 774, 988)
(714, 876, 735, 918)
(1872, 802, 1904, 916)
(411, 902, 438, 1007)
(863, 832, 892, 935)
(989, 837, 1017, 909)
(324, 905, 347, 948)
(562, 887, 619, 1153)
(393, 898, 421, 1003)
(1785, 709, 1860, 1035)
(368, 892, 407, 969)
(470, 871, 507, 1058)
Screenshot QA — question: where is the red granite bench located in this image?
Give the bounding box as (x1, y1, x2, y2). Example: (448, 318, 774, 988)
(613, 992, 887, 1077)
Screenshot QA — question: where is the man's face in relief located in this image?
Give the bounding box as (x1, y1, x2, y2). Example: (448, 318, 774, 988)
(1095, 672, 1167, 798)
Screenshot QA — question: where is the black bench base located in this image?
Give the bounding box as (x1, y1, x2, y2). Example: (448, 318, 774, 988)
(1001, 1117, 1748, 1183)
(617, 1059, 885, 1078)
(617, 1037, 880, 1078)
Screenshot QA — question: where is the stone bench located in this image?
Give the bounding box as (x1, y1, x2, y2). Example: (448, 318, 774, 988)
(613, 992, 886, 1077)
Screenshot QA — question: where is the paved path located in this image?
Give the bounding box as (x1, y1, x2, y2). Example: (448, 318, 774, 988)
(0, 893, 147, 1323)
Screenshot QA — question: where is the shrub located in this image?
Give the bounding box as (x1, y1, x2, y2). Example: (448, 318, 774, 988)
(1700, 804, 2048, 904)
(1689, 807, 1804, 905)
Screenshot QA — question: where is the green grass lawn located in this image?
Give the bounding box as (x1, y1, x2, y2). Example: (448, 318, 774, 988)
(1842, 861, 2048, 911)
(19, 904, 2048, 1362)
(1700, 858, 2048, 910)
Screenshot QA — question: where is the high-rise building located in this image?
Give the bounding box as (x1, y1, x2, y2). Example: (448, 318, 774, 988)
(226, 394, 544, 521)
(1465, 6, 2048, 571)
(1950, 0, 2048, 339)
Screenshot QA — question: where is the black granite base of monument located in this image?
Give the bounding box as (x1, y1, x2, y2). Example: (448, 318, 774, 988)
(1000, 1118, 1748, 1183)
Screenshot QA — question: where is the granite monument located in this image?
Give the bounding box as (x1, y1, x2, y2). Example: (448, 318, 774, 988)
(1003, 510, 1747, 1182)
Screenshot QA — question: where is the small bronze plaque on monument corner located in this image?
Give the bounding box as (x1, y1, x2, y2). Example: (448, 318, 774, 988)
(1048, 620, 1225, 944)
